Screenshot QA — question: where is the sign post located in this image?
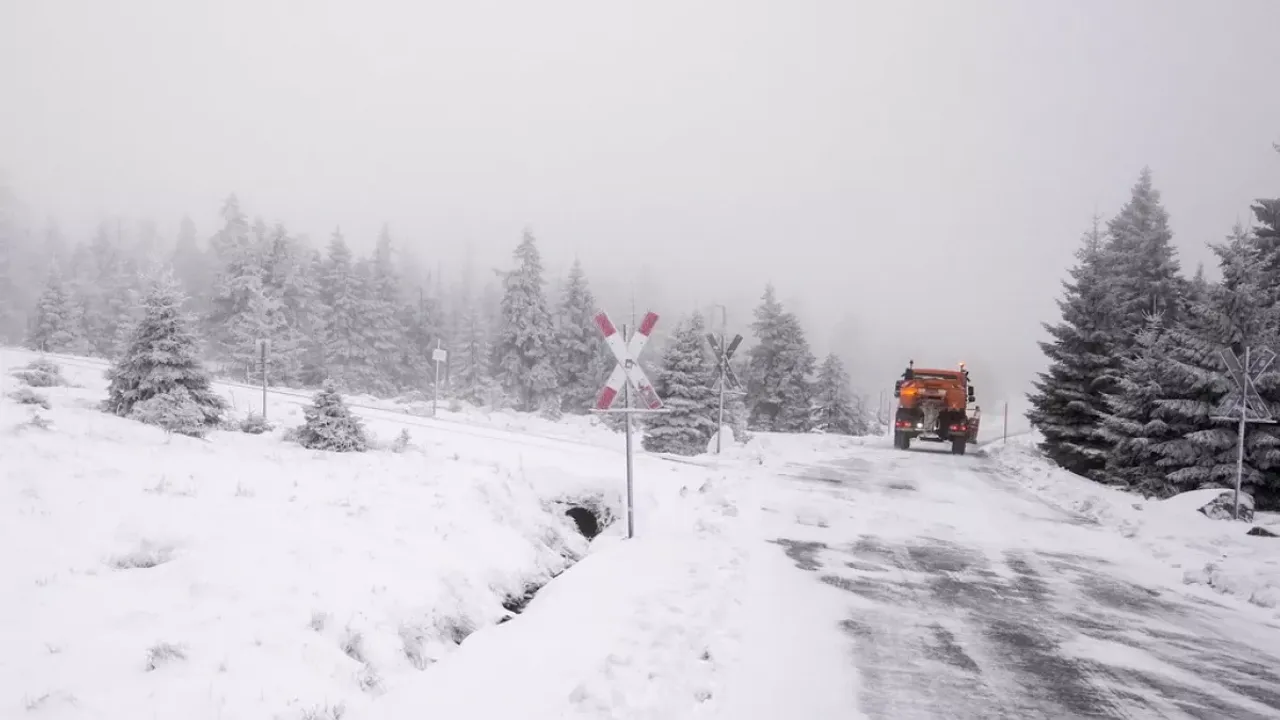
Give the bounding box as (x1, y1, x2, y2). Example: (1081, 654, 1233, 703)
(705, 330, 744, 454)
(1003, 402, 1009, 443)
(431, 341, 447, 417)
(1211, 345, 1276, 520)
(256, 338, 270, 420)
(592, 309, 666, 539)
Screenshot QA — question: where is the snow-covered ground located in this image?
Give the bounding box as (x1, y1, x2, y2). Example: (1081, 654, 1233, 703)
(982, 434, 1280, 615)
(7, 346, 1280, 718)
(0, 347, 759, 719)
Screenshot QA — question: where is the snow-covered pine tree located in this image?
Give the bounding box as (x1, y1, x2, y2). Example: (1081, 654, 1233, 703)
(207, 196, 269, 365)
(171, 215, 212, 315)
(451, 295, 498, 405)
(813, 353, 869, 436)
(1027, 217, 1117, 478)
(0, 219, 20, 344)
(553, 259, 605, 414)
(367, 226, 409, 395)
(1102, 168, 1183, 351)
(79, 222, 135, 357)
(295, 379, 368, 452)
(1165, 222, 1280, 506)
(26, 262, 89, 354)
(496, 229, 556, 412)
(746, 284, 788, 431)
(399, 289, 440, 393)
(1099, 315, 1186, 494)
(773, 312, 818, 433)
(297, 247, 331, 386)
(642, 313, 717, 455)
(320, 232, 381, 393)
(103, 271, 226, 435)
(258, 224, 312, 385)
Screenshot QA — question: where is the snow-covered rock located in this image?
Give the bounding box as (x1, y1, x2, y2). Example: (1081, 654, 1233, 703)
(1198, 489, 1255, 522)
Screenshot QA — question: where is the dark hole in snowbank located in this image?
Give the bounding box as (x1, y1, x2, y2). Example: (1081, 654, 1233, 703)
(566, 506, 600, 539)
(497, 500, 612, 624)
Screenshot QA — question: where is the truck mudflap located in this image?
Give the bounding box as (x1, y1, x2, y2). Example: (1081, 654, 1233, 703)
(967, 408, 981, 443)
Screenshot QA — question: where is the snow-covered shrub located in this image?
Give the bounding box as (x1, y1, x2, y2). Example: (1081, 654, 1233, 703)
(8, 386, 51, 409)
(103, 272, 226, 433)
(239, 412, 272, 435)
(14, 412, 53, 432)
(10, 357, 67, 387)
(294, 381, 368, 452)
(128, 386, 212, 438)
(390, 428, 412, 453)
(144, 642, 186, 671)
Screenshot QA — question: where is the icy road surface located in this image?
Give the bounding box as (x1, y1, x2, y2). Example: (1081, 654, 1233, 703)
(722, 441, 1280, 720)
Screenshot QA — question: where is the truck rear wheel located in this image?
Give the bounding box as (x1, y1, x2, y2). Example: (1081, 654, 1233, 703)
(896, 432, 911, 450)
(951, 437, 967, 455)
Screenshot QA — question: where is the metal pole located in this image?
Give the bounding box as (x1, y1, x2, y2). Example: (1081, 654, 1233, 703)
(1236, 346, 1248, 521)
(623, 323, 635, 539)
(716, 303, 727, 450)
(261, 341, 268, 421)
(1003, 402, 1008, 443)
(433, 339, 442, 418)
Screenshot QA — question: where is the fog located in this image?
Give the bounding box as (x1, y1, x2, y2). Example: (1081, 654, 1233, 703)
(3, 0, 1279, 428)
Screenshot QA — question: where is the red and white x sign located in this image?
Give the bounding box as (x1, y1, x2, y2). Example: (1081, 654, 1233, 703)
(594, 310, 663, 411)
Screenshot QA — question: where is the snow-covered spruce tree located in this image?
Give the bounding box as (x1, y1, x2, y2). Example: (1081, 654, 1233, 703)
(258, 224, 313, 385)
(1101, 167, 1184, 353)
(367, 226, 409, 395)
(772, 313, 818, 432)
(813, 353, 870, 436)
(1027, 217, 1117, 479)
(78, 223, 139, 357)
(553, 259, 606, 414)
(103, 272, 227, 436)
(1099, 315, 1187, 494)
(496, 229, 557, 412)
(451, 296, 499, 405)
(642, 313, 717, 455)
(27, 262, 89, 354)
(399, 291, 440, 393)
(207, 196, 269, 365)
(319, 230, 375, 392)
(1162, 223, 1280, 506)
(0, 224, 21, 344)
(171, 215, 213, 316)
(295, 380, 368, 452)
(746, 284, 788, 431)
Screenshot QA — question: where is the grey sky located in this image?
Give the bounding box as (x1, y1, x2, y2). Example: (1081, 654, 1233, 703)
(3, 0, 1279, 424)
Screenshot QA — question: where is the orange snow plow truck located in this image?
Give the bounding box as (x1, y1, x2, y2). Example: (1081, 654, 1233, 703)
(892, 360, 980, 455)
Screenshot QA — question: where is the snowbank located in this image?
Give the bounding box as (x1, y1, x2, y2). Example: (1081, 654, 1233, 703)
(0, 348, 756, 719)
(982, 433, 1280, 614)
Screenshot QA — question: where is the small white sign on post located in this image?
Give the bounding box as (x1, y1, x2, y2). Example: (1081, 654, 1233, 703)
(432, 341, 447, 417)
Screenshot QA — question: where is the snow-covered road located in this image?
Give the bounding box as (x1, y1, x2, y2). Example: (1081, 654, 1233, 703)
(721, 441, 1280, 719)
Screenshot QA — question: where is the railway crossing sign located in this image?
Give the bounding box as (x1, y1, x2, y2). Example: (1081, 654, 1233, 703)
(1211, 346, 1276, 520)
(592, 308, 668, 540)
(1215, 346, 1275, 421)
(594, 310, 663, 411)
(706, 333, 744, 391)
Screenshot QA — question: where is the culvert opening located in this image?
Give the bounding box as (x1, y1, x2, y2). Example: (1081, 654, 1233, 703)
(566, 506, 600, 539)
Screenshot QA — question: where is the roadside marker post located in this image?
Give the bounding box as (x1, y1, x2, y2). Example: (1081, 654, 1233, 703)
(592, 309, 667, 539)
(256, 338, 270, 420)
(1210, 346, 1276, 520)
